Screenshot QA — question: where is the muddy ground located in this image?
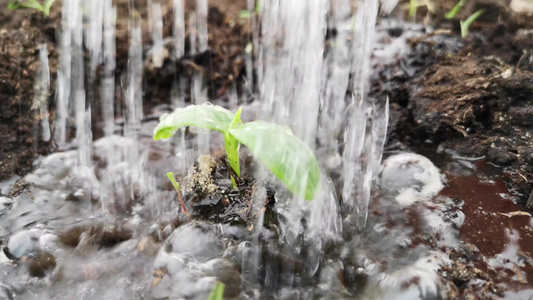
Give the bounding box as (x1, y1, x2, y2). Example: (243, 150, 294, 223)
(378, 1, 533, 205)
(372, 2, 533, 297)
(2, 0, 533, 298)
(0, 0, 250, 181)
(0, 2, 59, 181)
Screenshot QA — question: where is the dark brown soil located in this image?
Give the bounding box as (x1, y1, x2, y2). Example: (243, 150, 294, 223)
(0, 0, 249, 181)
(110, 0, 250, 115)
(376, 12, 533, 205)
(376, 3, 533, 298)
(140, 0, 250, 110)
(0, 2, 59, 182)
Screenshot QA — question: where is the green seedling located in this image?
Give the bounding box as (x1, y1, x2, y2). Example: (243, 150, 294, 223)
(208, 281, 225, 300)
(238, 0, 261, 19)
(409, 0, 418, 21)
(155, 104, 242, 187)
(445, 0, 467, 19)
(154, 104, 321, 201)
(7, 0, 56, 17)
(167, 172, 190, 218)
(461, 8, 485, 38)
(238, 10, 252, 19)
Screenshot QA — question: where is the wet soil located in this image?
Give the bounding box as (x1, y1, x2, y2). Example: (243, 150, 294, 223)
(0, 3, 59, 181)
(0, 0, 249, 181)
(2, 0, 533, 298)
(440, 160, 533, 298)
(376, 4, 533, 205)
(375, 3, 533, 297)
(104, 0, 251, 138)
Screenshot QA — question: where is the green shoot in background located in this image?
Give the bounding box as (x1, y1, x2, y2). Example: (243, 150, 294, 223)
(409, 0, 418, 21)
(167, 172, 190, 217)
(208, 282, 225, 300)
(7, 0, 56, 17)
(461, 8, 485, 38)
(445, 0, 467, 19)
(154, 104, 321, 201)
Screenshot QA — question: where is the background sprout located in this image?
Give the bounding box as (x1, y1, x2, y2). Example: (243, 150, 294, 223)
(7, 0, 56, 17)
(167, 172, 190, 218)
(208, 282, 225, 300)
(445, 0, 467, 19)
(461, 8, 485, 38)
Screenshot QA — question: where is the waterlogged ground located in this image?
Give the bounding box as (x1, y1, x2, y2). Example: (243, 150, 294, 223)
(2, 0, 533, 299)
(0, 109, 532, 299)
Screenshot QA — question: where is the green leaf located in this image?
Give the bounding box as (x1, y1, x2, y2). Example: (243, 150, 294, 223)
(230, 121, 321, 200)
(154, 104, 242, 185)
(409, 0, 418, 20)
(208, 282, 225, 300)
(43, 0, 56, 16)
(8, 0, 44, 11)
(238, 10, 252, 19)
(225, 107, 243, 180)
(445, 0, 467, 19)
(153, 104, 235, 140)
(7, 1, 21, 9)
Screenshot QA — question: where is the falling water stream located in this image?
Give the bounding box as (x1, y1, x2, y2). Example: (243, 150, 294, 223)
(3, 0, 522, 299)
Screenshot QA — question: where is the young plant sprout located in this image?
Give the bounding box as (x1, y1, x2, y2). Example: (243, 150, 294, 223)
(208, 281, 225, 300)
(445, 0, 467, 19)
(409, 0, 418, 21)
(167, 172, 190, 217)
(461, 8, 485, 38)
(7, 0, 56, 17)
(154, 104, 321, 201)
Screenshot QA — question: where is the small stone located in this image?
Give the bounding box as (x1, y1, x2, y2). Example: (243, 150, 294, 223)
(5, 229, 42, 259)
(161, 222, 223, 262)
(0, 197, 13, 215)
(387, 27, 403, 38)
(486, 148, 513, 166)
(27, 251, 56, 278)
(137, 236, 161, 256)
(380, 153, 444, 206)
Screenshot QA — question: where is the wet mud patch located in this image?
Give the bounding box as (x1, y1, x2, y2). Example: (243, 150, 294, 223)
(411, 56, 533, 203)
(375, 18, 533, 205)
(436, 158, 533, 298)
(374, 20, 533, 294)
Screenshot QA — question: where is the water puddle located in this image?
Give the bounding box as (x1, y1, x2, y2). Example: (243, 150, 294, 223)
(441, 158, 533, 295)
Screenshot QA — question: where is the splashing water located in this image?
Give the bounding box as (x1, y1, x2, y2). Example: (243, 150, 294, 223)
(102, 0, 116, 137)
(341, 0, 387, 230)
(0, 0, 465, 299)
(34, 44, 51, 143)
